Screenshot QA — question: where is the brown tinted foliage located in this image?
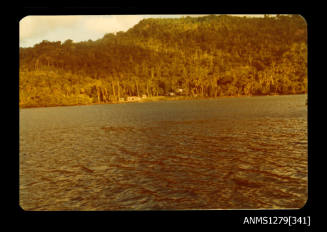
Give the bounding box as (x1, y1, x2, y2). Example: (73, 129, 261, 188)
(19, 15, 307, 107)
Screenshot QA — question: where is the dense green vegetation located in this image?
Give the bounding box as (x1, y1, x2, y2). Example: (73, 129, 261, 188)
(19, 14, 307, 107)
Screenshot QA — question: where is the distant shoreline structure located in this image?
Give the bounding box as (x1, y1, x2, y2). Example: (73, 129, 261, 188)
(19, 93, 306, 109)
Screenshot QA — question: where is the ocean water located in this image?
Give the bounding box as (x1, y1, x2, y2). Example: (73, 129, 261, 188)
(19, 95, 307, 210)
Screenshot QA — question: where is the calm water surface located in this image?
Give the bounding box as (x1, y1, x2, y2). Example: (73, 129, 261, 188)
(19, 95, 308, 210)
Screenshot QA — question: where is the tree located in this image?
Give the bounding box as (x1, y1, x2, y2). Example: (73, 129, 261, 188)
(19, 15, 307, 107)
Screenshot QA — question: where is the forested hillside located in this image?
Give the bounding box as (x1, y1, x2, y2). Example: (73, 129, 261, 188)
(19, 14, 307, 107)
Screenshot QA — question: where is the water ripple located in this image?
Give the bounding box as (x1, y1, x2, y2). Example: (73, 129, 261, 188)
(20, 95, 307, 210)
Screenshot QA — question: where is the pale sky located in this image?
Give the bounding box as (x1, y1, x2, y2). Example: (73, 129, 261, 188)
(19, 14, 267, 48)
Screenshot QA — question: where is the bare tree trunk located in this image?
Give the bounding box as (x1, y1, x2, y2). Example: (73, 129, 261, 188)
(35, 59, 39, 70)
(135, 81, 139, 97)
(102, 88, 107, 102)
(146, 80, 149, 97)
(96, 87, 101, 103)
(112, 81, 116, 99)
(117, 80, 120, 99)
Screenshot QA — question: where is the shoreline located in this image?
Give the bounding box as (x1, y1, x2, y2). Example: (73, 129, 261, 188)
(19, 93, 307, 109)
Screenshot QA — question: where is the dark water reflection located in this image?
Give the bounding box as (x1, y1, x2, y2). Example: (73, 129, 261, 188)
(19, 95, 307, 210)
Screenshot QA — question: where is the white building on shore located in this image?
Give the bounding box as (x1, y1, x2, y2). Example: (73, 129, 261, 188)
(127, 96, 141, 102)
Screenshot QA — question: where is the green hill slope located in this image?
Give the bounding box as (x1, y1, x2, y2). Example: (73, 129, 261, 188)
(19, 15, 307, 107)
